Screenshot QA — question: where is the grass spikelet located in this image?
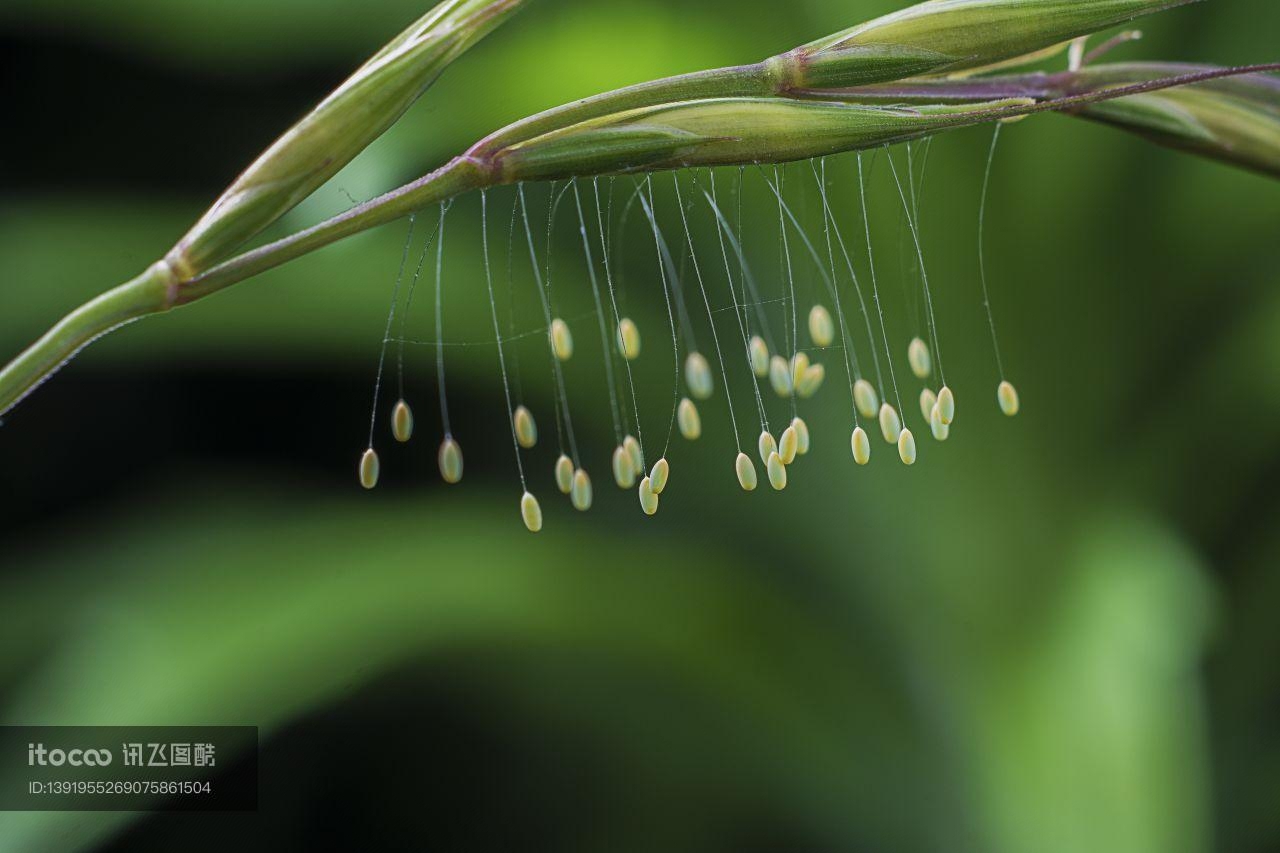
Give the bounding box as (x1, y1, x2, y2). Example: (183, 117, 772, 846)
(937, 385, 956, 425)
(613, 445, 636, 489)
(549, 318, 574, 361)
(898, 428, 918, 466)
(797, 363, 826, 399)
(750, 336, 770, 378)
(359, 448, 380, 490)
(854, 379, 880, 420)
(685, 351, 715, 400)
(678, 397, 702, 440)
(171, 0, 527, 274)
(779, 425, 799, 465)
(998, 380, 1021, 416)
(650, 458, 670, 495)
(758, 430, 778, 465)
(769, 355, 793, 397)
(555, 454, 574, 494)
(520, 491, 543, 533)
(908, 337, 932, 380)
(571, 469, 593, 511)
(808, 305, 835, 348)
(797, 0, 1195, 90)
(879, 402, 903, 444)
(792, 416, 811, 456)
(852, 427, 872, 466)
(735, 452, 759, 491)
(920, 388, 938, 423)
(392, 399, 414, 443)
(513, 405, 538, 448)
(438, 437, 464, 484)
(767, 451, 788, 491)
(930, 403, 950, 441)
(638, 476, 660, 515)
(617, 318, 641, 360)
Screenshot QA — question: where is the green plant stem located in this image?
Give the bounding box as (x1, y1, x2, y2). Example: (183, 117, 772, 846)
(179, 157, 485, 304)
(0, 263, 173, 418)
(1, 63, 1275, 418)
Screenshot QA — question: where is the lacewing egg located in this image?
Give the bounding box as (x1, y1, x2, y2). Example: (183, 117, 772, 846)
(638, 476, 660, 516)
(513, 405, 538, 449)
(809, 305, 835, 348)
(735, 453, 758, 491)
(678, 398, 702, 440)
(617, 318, 641, 360)
(879, 403, 903, 444)
(555, 455, 574, 494)
(521, 492, 543, 533)
(908, 337, 932, 380)
(650, 458, 670, 495)
(998, 381, 1021, 417)
(438, 438, 464, 484)
(898, 428, 918, 466)
(359, 449, 380, 490)
(767, 451, 788, 491)
(392, 400, 414, 443)
(685, 351, 714, 400)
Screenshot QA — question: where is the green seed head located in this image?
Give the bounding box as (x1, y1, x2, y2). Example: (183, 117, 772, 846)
(678, 398, 703, 440)
(521, 491, 543, 533)
(749, 336, 771, 378)
(438, 437, 464, 484)
(767, 451, 788, 491)
(852, 427, 872, 466)
(930, 403, 950, 441)
(879, 402, 903, 444)
(998, 380, 1021, 417)
(854, 379, 880, 420)
(172, 0, 527, 275)
(1074, 63, 1280, 180)
(792, 416, 811, 456)
(501, 96, 1035, 181)
(779, 425, 799, 465)
(617, 318, 641, 360)
(555, 454, 574, 494)
(392, 399, 415, 444)
(650, 458, 670, 495)
(908, 337, 932, 380)
(808, 305, 835, 348)
(613, 445, 637, 489)
(735, 452, 759, 492)
(898, 428, 918, 466)
(769, 355, 794, 398)
(797, 363, 826, 399)
(549, 318, 574, 361)
(758, 430, 778, 465)
(685, 351, 715, 400)
(514, 405, 538, 449)
(359, 448, 380, 490)
(638, 476, 660, 516)
(794, 0, 1194, 90)
(938, 385, 956, 426)
(571, 469, 593, 511)
(920, 388, 939, 423)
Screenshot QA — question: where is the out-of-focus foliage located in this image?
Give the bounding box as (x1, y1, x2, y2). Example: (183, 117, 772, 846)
(1, 1, 1278, 851)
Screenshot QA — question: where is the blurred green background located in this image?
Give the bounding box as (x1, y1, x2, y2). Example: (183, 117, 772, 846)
(2, 0, 1278, 851)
